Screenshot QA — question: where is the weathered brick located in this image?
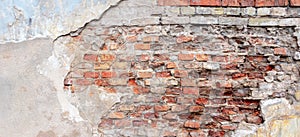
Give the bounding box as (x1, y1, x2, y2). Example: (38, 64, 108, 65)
(183, 87, 199, 95)
(195, 54, 209, 62)
(257, 8, 271, 16)
(274, 47, 288, 55)
(249, 18, 279, 26)
(219, 17, 248, 26)
(291, 0, 300, 6)
(83, 72, 100, 78)
(184, 120, 200, 129)
(161, 16, 190, 24)
(221, 124, 238, 130)
(181, 78, 197, 86)
(166, 62, 177, 69)
(177, 36, 193, 43)
(190, 16, 218, 25)
(75, 79, 92, 86)
(83, 54, 98, 61)
(109, 78, 128, 86)
(208, 131, 225, 137)
(100, 54, 116, 61)
(174, 70, 188, 78)
(101, 71, 117, 78)
(178, 54, 194, 60)
(143, 36, 159, 42)
(126, 35, 138, 43)
(255, 0, 288, 6)
(171, 105, 188, 112)
(195, 98, 208, 105)
(224, 8, 241, 15)
(190, 0, 221, 6)
(181, 7, 195, 15)
(94, 62, 111, 70)
(135, 43, 151, 50)
(241, 7, 256, 16)
(189, 106, 204, 112)
(162, 113, 177, 120)
(95, 79, 109, 86)
(271, 7, 287, 16)
(156, 71, 172, 77)
(108, 112, 125, 119)
(137, 71, 153, 78)
(115, 119, 132, 128)
(196, 7, 224, 15)
(222, 0, 254, 6)
(158, 0, 189, 6)
(154, 105, 170, 112)
(132, 120, 148, 126)
(112, 62, 129, 69)
(118, 105, 135, 111)
(133, 86, 150, 94)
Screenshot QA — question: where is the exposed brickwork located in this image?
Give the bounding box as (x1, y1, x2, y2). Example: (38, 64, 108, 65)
(63, 0, 300, 136)
(159, 0, 298, 6)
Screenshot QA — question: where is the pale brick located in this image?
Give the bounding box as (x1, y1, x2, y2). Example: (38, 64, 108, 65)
(181, 7, 195, 15)
(130, 17, 160, 26)
(196, 7, 224, 15)
(190, 16, 218, 25)
(279, 18, 300, 26)
(224, 8, 241, 16)
(219, 17, 248, 25)
(241, 7, 256, 16)
(249, 18, 279, 26)
(257, 8, 271, 16)
(165, 7, 180, 16)
(161, 16, 190, 24)
(271, 8, 287, 16)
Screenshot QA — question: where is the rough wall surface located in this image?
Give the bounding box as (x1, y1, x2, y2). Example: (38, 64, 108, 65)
(2, 0, 300, 137)
(62, 0, 300, 136)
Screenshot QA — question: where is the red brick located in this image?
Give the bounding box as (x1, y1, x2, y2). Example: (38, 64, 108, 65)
(221, 107, 238, 115)
(75, 79, 92, 86)
(166, 87, 182, 95)
(181, 78, 197, 87)
(143, 36, 159, 42)
(190, 0, 221, 6)
(216, 82, 232, 88)
(108, 112, 125, 119)
(101, 71, 116, 78)
(137, 72, 153, 78)
(166, 62, 177, 69)
(95, 79, 109, 86)
(247, 56, 265, 62)
(222, 0, 254, 6)
(126, 35, 137, 43)
(153, 54, 169, 61)
(255, 0, 288, 6)
(248, 72, 264, 79)
(212, 56, 228, 62)
(98, 119, 113, 128)
(208, 131, 225, 137)
(154, 105, 170, 112)
(189, 106, 204, 112)
(291, 0, 300, 6)
(133, 86, 150, 94)
(177, 35, 193, 43)
(128, 79, 138, 86)
(163, 113, 177, 120)
(221, 64, 238, 70)
(162, 96, 177, 103)
(133, 120, 148, 126)
(100, 54, 115, 61)
(183, 87, 199, 95)
(115, 119, 131, 127)
(246, 115, 263, 124)
(174, 70, 188, 78)
(195, 98, 208, 105)
(135, 43, 151, 50)
(158, 0, 189, 6)
(83, 72, 99, 78)
(184, 121, 200, 129)
(156, 71, 172, 77)
(139, 54, 150, 61)
(83, 54, 98, 61)
(221, 124, 237, 130)
(144, 112, 159, 119)
(195, 54, 209, 62)
(178, 54, 194, 61)
(232, 73, 247, 79)
(274, 47, 287, 55)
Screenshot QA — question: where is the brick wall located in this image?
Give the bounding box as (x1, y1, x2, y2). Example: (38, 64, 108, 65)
(63, 0, 300, 136)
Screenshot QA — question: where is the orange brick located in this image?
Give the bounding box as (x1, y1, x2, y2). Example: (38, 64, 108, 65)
(274, 48, 287, 55)
(190, 0, 221, 6)
(166, 62, 177, 69)
(126, 35, 138, 43)
(83, 72, 99, 78)
(100, 54, 115, 61)
(184, 121, 200, 129)
(137, 72, 153, 78)
(108, 112, 125, 119)
(195, 54, 209, 62)
(178, 54, 194, 61)
(291, 0, 300, 6)
(135, 44, 151, 50)
(101, 71, 116, 78)
(176, 35, 193, 43)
